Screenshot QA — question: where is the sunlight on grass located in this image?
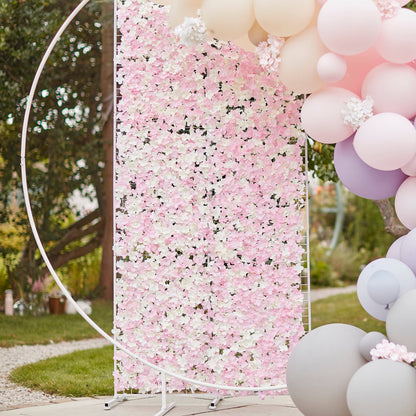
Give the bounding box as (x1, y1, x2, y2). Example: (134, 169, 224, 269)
(10, 346, 114, 397)
(312, 292, 386, 335)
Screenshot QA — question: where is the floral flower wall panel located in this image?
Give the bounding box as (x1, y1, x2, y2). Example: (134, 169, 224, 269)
(114, 0, 306, 394)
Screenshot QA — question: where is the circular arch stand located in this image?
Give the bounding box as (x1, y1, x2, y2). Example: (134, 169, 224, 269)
(20, 1, 310, 414)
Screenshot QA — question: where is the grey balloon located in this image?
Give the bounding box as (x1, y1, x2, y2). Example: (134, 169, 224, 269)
(359, 332, 387, 361)
(386, 288, 416, 352)
(347, 360, 416, 416)
(286, 324, 366, 416)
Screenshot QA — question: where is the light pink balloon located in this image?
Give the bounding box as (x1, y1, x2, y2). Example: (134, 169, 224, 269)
(395, 177, 416, 230)
(362, 63, 416, 119)
(386, 235, 408, 260)
(376, 8, 416, 64)
(354, 113, 416, 171)
(317, 53, 347, 83)
(333, 46, 384, 95)
(401, 154, 416, 177)
(318, 0, 381, 56)
(301, 87, 358, 143)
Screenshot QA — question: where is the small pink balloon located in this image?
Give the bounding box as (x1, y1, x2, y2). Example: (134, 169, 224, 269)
(395, 177, 416, 230)
(318, 0, 381, 56)
(362, 63, 416, 119)
(354, 113, 416, 171)
(333, 46, 385, 95)
(301, 87, 358, 143)
(317, 53, 347, 83)
(376, 8, 416, 64)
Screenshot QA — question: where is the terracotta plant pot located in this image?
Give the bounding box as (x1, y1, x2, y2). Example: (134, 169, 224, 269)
(48, 296, 66, 314)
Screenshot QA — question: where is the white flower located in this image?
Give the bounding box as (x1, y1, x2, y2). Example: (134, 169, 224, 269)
(342, 96, 374, 130)
(255, 36, 285, 73)
(174, 14, 208, 47)
(373, 0, 400, 19)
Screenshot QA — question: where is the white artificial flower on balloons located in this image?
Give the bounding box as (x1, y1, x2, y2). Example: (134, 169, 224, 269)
(174, 12, 208, 47)
(341, 96, 374, 130)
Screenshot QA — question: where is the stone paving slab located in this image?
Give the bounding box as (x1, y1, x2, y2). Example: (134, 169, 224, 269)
(0, 395, 303, 416)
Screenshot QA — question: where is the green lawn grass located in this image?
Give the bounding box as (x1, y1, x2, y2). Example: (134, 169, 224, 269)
(0, 300, 113, 347)
(10, 345, 114, 397)
(7, 292, 386, 398)
(311, 292, 386, 335)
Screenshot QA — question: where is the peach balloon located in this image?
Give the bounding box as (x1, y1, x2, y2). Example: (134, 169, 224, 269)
(168, 0, 203, 28)
(362, 63, 416, 119)
(376, 9, 416, 64)
(333, 46, 384, 95)
(301, 87, 358, 144)
(395, 177, 416, 230)
(317, 53, 347, 83)
(279, 25, 328, 94)
(354, 113, 416, 171)
(201, 0, 255, 41)
(233, 34, 256, 53)
(153, 0, 172, 5)
(318, 0, 381, 56)
(254, 0, 315, 37)
(248, 20, 269, 46)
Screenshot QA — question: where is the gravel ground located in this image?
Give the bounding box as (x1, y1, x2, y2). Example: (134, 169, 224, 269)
(0, 338, 110, 411)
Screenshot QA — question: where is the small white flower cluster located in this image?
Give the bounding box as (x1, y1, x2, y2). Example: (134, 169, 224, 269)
(342, 95, 374, 130)
(373, 0, 400, 19)
(255, 36, 285, 73)
(174, 13, 208, 47)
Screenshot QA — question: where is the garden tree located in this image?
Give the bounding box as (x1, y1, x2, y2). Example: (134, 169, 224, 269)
(0, 0, 114, 299)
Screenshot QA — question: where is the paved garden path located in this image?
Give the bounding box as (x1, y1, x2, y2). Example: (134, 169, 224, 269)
(0, 338, 110, 410)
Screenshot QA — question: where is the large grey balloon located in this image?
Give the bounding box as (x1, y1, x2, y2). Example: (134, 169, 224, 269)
(359, 331, 387, 361)
(386, 288, 416, 352)
(347, 360, 416, 416)
(286, 324, 366, 416)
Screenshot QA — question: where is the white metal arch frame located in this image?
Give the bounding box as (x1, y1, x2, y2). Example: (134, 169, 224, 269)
(20, 0, 294, 396)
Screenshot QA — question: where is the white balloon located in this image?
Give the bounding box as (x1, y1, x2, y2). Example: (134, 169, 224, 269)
(386, 288, 416, 352)
(357, 257, 416, 321)
(359, 332, 387, 362)
(347, 360, 416, 416)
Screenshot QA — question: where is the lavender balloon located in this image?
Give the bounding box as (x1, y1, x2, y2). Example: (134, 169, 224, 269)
(334, 136, 408, 200)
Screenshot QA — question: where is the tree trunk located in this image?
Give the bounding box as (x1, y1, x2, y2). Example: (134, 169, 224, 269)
(373, 199, 409, 238)
(98, 1, 114, 300)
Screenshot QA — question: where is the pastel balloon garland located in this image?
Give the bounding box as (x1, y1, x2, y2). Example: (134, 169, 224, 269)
(162, 0, 416, 415)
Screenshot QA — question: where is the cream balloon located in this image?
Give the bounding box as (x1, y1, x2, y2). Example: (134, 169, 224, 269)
(201, 0, 255, 41)
(254, 0, 315, 37)
(153, 0, 172, 5)
(233, 34, 256, 53)
(168, 0, 203, 28)
(279, 25, 328, 94)
(248, 20, 269, 46)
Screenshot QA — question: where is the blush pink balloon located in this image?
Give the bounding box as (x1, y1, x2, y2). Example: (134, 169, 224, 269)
(333, 46, 385, 95)
(301, 87, 358, 143)
(353, 113, 416, 171)
(395, 177, 416, 230)
(362, 63, 416, 119)
(376, 8, 416, 64)
(401, 154, 416, 177)
(317, 53, 347, 83)
(318, 0, 381, 56)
